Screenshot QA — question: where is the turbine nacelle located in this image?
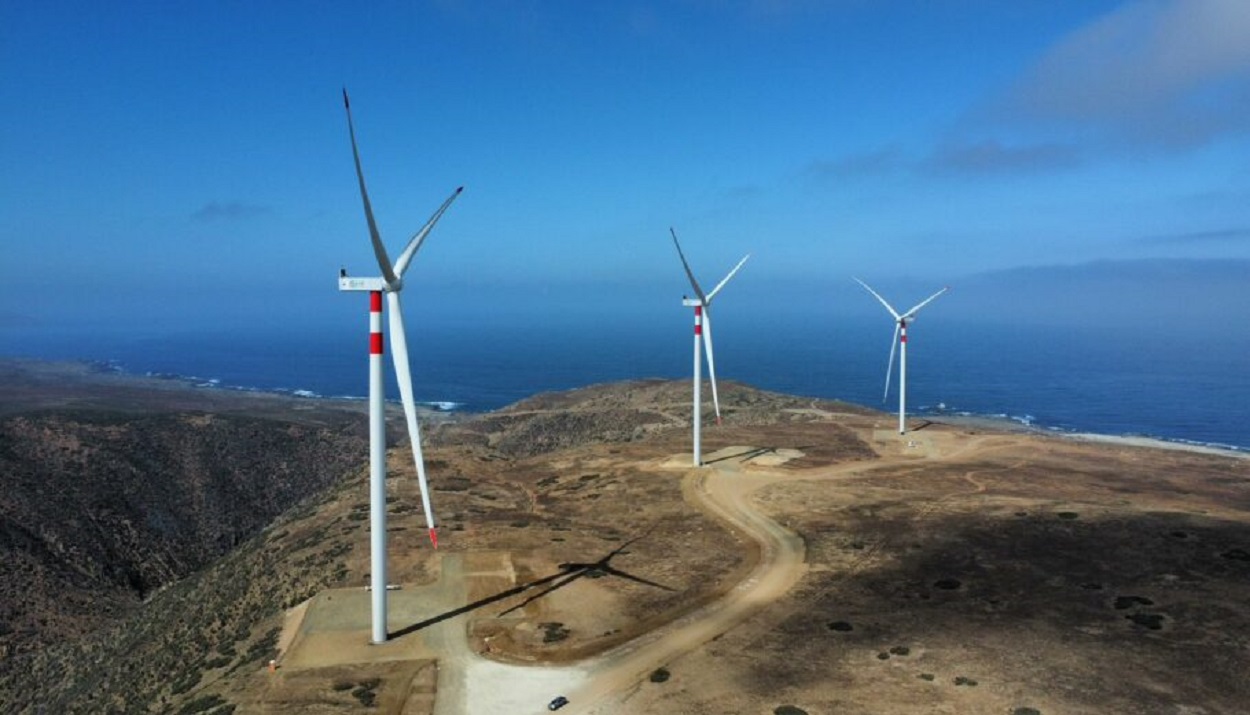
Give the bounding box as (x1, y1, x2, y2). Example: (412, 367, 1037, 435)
(339, 276, 387, 293)
(336, 274, 403, 293)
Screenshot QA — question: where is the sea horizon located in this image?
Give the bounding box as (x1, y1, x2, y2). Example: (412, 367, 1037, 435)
(3, 314, 1246, 454)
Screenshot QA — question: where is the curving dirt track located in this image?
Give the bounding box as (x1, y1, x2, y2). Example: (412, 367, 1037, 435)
(566, 437, 1013, 713)
(453, 432, 1064, 714)
(561, 461, 812, 714)
(276, 425, 1250, 714)
(447, 445, 876, 715)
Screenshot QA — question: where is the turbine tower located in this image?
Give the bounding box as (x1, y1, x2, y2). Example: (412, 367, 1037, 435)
(671, 228, 749, 466)
(338, 89, 462, 644)
(854, 278, 948, 436)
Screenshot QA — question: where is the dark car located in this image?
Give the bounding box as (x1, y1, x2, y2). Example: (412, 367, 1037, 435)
(548, 695, 569, 711)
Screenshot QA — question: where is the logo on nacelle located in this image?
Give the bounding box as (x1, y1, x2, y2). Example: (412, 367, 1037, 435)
(339, 276, 387, 292)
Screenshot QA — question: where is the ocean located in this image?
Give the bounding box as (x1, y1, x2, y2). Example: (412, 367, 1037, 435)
(3, 313, 1247, 452)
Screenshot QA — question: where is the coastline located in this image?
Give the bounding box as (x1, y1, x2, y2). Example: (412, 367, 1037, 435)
(1058, 431, 1249, 459)
(927, 411, 1247, 460)
(3, 356, 1245, 459)
(0, 357, 457, 423)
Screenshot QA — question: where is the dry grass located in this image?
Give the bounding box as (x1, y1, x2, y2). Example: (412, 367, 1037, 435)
(4, 363, 1248, 715)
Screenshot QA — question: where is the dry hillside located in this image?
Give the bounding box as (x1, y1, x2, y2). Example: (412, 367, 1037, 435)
(2, 361, 1248, 715)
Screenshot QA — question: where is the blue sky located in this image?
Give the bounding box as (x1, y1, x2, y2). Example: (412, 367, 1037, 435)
(2, 0, 1249, 335)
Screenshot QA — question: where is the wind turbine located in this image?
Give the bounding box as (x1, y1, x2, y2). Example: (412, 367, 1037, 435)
(337, 89, 462, 644)
(854, 278, 948, 436)
(670, 228, 749, 467)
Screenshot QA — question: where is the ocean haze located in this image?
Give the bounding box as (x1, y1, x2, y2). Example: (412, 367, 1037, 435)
(4, 2, 1249, 348)
(2, 257, 1246, 451)
(6, 256, 1244, 336)
(945, 257, 1250, 330)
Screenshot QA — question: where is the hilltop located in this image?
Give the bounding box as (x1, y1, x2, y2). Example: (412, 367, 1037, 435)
(0, 361, 1248, 715)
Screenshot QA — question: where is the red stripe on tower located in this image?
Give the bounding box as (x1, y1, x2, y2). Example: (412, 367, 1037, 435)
(694, 305, 703, 335)
(369, 291, 384, 355)
(900, 326, 907, 344)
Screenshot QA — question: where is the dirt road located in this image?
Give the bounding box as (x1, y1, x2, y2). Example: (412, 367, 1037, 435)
(452, 432, 1015, 714)
(280, 429, 1009, 714)
(440, 446, 867, 715)
(561, 455, 813, 714)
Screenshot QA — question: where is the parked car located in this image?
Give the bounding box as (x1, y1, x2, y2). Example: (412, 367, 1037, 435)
(548, 695, 570, 711)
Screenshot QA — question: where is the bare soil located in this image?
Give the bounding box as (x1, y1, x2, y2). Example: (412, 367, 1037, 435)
(3, 362, 1247, 715)
(253, 409, 1250, 715)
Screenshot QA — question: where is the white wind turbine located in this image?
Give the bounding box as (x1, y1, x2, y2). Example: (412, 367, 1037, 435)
(671, 228, 750, 467)
(337, 89, 462, 644)
(854, 278, 948, 436)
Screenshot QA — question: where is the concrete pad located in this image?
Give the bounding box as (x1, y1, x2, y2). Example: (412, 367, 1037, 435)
(873, 429, 935, 457)
(282, 556, 469, 671)
(704, 445, 806, 467)
(662, 445, 806, 470)
(281, 588, 441, 669)
(660, 453, 699, 469)
(743, 448, 805, 466)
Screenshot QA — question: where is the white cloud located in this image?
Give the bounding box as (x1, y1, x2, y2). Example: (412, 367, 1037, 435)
(1002, 0, 1250, 147)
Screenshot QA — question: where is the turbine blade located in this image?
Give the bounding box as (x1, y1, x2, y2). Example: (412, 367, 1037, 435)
(883, 323, 899, 403)
(393, 186, 465, 278)
(901, 285, 950, 320)
(670, 227, 707, 303)
(702, 308, 722, 424)
(853, 277, 900, 320)
(387, 293, 438, 548)
(343, 89, 398, 286)
(705, 254, 750, 303)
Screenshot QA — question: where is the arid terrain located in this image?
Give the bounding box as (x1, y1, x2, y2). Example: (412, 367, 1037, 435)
(1, 360, 1247, 715)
